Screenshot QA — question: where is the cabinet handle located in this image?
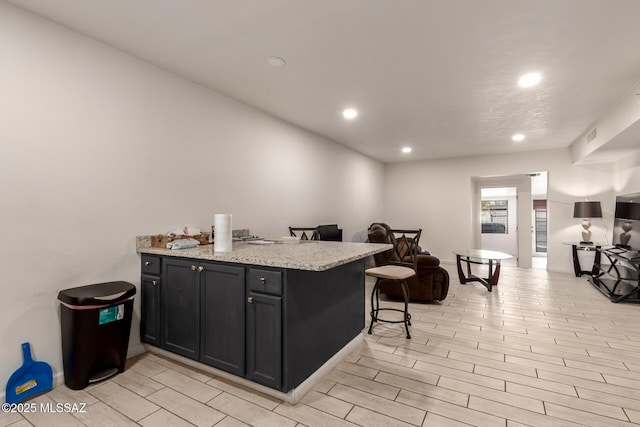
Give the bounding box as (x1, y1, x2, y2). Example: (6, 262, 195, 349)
(259, 277, 266, 284)
(152, 280, 158, 286)
(198, 266, 204, 272)
(191, 265, 197, 271)
(247, 297, 254, 304)
(144, 261, 151, 267)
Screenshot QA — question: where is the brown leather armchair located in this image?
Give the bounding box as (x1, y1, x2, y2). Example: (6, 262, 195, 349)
(368, 223, 449, 302)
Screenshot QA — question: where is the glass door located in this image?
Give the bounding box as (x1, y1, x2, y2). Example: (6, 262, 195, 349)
(535, 210, 547, 253)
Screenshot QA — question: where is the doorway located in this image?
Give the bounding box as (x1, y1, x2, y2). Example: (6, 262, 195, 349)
(530, 172, 548, 270)
(472, 173, 548, 269)
(480, 187, 518, 267)
(472, 175, 532, 268)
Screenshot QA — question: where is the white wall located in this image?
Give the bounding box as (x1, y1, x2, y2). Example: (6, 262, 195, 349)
(615, 150, 640, 195)
(383, 149, 615, 273)
(0, 3, 384, 391)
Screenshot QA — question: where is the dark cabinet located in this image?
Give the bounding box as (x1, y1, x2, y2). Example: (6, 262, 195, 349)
(200, 263, 245, 376)
(161, 258, 200, 359)
(155, 258, 247, 372)
(246, 268, 282, 389)
(140, 254, 364, 393)
(141, 255, 161, 346)
(140, 274, 160, 345)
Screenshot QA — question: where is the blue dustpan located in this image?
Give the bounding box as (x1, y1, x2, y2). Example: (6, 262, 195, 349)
(5, 343, 53, 403)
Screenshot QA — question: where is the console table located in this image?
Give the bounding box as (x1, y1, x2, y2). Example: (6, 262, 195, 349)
(563, 242, 603, 277)
(588, 246, 640, 303)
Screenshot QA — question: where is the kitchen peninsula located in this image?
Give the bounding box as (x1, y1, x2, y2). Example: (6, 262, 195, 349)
(136, 237, 391, 403)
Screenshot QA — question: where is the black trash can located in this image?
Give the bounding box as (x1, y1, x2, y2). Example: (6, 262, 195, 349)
(57, 281, 136, 390)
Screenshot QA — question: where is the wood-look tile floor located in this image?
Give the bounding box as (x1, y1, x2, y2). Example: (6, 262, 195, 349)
(3, 265, 640, 427)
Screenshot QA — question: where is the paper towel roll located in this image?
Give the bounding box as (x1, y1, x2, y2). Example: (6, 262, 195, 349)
(214, 214, 233, 253)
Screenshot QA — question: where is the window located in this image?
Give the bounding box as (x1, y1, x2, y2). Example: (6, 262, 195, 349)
(481, 200, 508, 233)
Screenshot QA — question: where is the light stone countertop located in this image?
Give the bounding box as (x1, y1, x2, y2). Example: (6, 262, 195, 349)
(136, 237, 391, 271)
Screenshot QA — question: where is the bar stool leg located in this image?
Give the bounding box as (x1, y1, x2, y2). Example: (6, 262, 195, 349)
(367, 275, 412, 339)
(400, 279, 411, 339)
(368, 278, 380, 334)
(375, 279, 381, 317)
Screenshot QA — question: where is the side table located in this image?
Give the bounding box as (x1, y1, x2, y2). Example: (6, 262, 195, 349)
(563, 242, 603, 277)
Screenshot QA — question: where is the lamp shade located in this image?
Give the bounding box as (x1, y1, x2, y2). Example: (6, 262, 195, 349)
(573, 201, 602, 219)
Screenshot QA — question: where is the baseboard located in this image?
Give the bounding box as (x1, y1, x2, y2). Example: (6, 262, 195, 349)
(546, 267, 574, 275)
(287, 333, 363, 403)
(127, 342, 146, 359)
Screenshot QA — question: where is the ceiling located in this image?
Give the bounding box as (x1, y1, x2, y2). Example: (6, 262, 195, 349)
(6, 0, 640, 163)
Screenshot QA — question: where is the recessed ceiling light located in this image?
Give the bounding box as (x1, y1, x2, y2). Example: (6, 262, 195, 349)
(402, 147, 412, 153)
(342, 108, 358, 120)
(512, 133, 525, 142)
(265, 56, 286, 68)
(518, 72, 541, 88)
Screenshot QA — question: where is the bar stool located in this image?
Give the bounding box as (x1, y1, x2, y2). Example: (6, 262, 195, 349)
(366, 265, 415, 339)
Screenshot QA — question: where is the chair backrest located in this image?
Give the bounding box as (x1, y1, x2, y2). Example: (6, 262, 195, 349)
(368, 223, 421, 270)
(316, 224, 343, 241)
(289, 227, 319, 240)
(389, 229, 420, 256)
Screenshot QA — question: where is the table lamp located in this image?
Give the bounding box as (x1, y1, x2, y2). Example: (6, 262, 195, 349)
(573, 201, 602, 244)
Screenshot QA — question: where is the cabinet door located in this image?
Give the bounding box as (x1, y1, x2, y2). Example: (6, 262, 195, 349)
(140, 275, 160, 345)
(161, 258, 199, 359)
(200, 263, 245, 376)
(246, 292, 282, 389)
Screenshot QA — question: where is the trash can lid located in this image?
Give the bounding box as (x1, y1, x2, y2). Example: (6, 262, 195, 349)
(58, 281, 136, 306)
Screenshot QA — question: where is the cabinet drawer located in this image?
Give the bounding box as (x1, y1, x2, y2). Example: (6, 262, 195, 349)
(248, 268, 282, 296)
(141, 255, 161, 276)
